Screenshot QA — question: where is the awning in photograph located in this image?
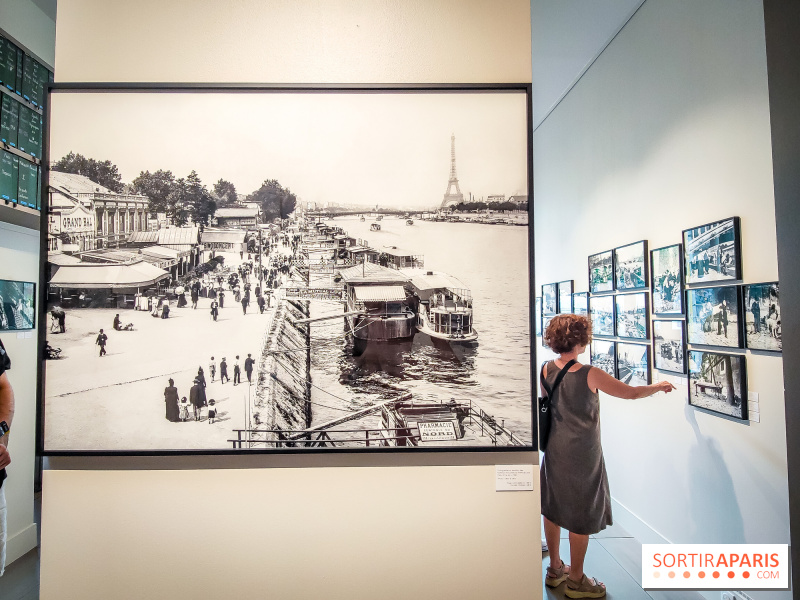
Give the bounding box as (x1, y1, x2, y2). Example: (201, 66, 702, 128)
(49, 261, 170, 289)
(201, 229, 247, 244)
(354, 285, 407, 302)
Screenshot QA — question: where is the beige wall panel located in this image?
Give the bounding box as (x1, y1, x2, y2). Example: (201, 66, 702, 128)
(42, 467, 539, 600)
(54, 0, 531, 84)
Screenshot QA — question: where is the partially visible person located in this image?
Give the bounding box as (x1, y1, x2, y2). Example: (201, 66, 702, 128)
(95, 329, 108, 357)
(0, 338, 16, 577)
(244, 353, 255, 385)
(164, 378, 180, 422)
(207, 399, 217, 424)
(541, 314, 675, 598)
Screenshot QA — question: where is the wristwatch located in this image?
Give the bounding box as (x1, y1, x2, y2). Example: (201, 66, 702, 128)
(0, 421, 9, 436)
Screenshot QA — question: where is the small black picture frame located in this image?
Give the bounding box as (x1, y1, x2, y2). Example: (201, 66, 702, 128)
(0, 279, 36, 331)
(614, 240, 648, 291)
(572, 292, 588, 316)
(653, 319, 686, 374)
(683, 217, 742, 285)
(590, 339, 616, 376)
(535, 297, 542, 337)
(557, 280, 573, 314)
(616, 342, 651, 386)
(688, 349, 748, 420)
(615, 292, 649, 340)
(686, 285, 743, 349)
(743, 282, 781, 353)
(542, 283, 558, 315)
(650, 243, 684, 315)
(589, 294, 615, 337)
(588, 249, 614, 294)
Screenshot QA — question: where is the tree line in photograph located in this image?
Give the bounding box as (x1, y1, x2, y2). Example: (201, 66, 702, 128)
(51, 152, 298, 226)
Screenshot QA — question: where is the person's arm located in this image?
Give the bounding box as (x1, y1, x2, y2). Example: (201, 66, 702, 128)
(0, 372, 15, 469)
(586, 365, 675, 399)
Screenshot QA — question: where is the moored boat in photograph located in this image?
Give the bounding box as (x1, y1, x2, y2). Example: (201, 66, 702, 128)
(402, 269, 478, 343)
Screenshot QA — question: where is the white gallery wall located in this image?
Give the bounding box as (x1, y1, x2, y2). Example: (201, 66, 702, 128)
(534, 2, 789, 598)
(42, 1, 538, 599)
(0, 0, 56, 568)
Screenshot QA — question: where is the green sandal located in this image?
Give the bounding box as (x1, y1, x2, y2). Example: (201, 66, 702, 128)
(545, 560, 570, 587)
(565, 574, 606, 598)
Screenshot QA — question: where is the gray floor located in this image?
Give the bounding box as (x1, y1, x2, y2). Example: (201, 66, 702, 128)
(1, 492, 40, 600)
(542, 521, 706, 600)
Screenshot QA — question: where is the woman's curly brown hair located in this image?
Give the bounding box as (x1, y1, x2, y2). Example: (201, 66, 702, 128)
(544, 314, 592, 354)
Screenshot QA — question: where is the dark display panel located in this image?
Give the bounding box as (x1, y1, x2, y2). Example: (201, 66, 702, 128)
(0, 39, 18, 90)
(0, 93, 19, 146)
(17, 158, 37, 208)
(21, 53, 35, 103)
(0, 149, 19, 201)
(17, 104, 42, 157)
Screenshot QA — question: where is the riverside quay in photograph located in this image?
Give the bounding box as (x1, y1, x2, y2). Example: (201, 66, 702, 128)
(41, 87, 532, 452)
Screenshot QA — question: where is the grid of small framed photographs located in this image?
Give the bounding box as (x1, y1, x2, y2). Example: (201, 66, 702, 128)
(535, 215, 781, 422)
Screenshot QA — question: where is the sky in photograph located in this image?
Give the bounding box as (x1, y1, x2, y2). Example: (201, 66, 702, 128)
(49, 91, 529, 210)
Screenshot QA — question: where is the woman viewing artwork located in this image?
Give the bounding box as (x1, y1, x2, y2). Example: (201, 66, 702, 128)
(541, 314, 675, 598)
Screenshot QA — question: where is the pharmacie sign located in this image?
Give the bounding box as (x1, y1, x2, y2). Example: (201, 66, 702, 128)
(417, 421, 457, 441)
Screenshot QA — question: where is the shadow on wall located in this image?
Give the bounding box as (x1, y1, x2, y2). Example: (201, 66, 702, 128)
(684, 403, 745, 543)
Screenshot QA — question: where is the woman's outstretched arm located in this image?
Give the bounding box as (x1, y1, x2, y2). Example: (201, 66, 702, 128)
(586, 365, 676, 399)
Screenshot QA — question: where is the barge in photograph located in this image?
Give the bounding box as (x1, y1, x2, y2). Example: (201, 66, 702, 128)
(402, 269, 478, 343)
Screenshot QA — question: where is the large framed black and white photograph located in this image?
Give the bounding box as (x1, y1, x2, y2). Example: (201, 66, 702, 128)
(572, 292, 588, 316)
(590, 339, 616, 376)
(688, 350, 747, 420)
(542, 282, 558, 315)
(589, 294, 615, 337)
(0, 279, 36, 330)
(653, 319, 686, 374)
(41, 84, 533, 454)
(651, 244, 683, 315)
(683, 217, 742, 284)
(686, 286, 742, 348)
(743, 282, 780, 352)
(616, 342, 651, 386)
(588, 250, 614, 294)
(557, 280, 573, 314)
(615, 292, 649, 340)
(614, 240, 647, 291)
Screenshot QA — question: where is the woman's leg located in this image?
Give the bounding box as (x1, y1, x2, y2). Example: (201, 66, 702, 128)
(568, 532, 590, 581)
(543, 517, 562, 568)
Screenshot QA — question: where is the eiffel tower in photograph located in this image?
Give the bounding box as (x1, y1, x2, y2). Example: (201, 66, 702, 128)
(440, 134, 464, 209)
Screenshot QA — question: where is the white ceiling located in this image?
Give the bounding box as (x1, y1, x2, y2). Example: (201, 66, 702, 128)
(532, 0, 646, 128)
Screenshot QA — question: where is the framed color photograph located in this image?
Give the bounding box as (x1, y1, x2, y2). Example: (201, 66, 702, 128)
(743, 282, 780, 352)
(0, 279, 36, 330)
(683, 217, 742, 284)
(535, 297, 542, 337)
(542, 282, 558, 315)
(653, 319, 686, 374)
(557, 280, 573, 314)
(614, 240, 648, 291)
(572, 292, 588, 316)
(651, 244, 683, 315)
(615, 293, 649, 340)
(588, 250, 614, 293)
(688, 350, 747, 420)
(589, 295, 615, 337)
(616, 342, 651, 386)
(42, 84, 533, 454)
(590, 339, 616, 376)
(686, 286, 742, 348)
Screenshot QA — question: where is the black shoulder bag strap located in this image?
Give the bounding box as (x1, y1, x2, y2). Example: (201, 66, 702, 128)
(538, 359, 577, 451)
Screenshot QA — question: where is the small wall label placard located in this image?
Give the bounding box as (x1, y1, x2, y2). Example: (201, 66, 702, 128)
(495, 465, 534, 491)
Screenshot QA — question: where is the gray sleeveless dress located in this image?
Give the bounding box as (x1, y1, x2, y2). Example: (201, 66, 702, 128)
(540, 362, 612, 535)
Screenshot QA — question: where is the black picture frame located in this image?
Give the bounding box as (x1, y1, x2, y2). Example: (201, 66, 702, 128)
(535, 297, 542, 337)
(557, 280, 573, 314)
(615, 292, 649, 340)
(616, 342, 651, 386)
(590, 339, 616, 376)
(743, 282, 781, 353)
(650, 243, 684, 315)
(682, 217, 742, 284)
(688, 350, 748, 420)
(572, 292, 588, 316)
(686, 285, 743, 349)
(653, 319, 686, 374)
(39, 82, 536, 456)
(0, 279, 36, 331)
(542, 282, 558, 315)
(588, 249, 614, 294)
(589, 294, 615, 337)
(614, 240, 648, 291)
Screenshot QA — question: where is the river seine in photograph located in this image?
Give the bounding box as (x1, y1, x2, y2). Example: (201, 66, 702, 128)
(307, 215, 533, 445)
